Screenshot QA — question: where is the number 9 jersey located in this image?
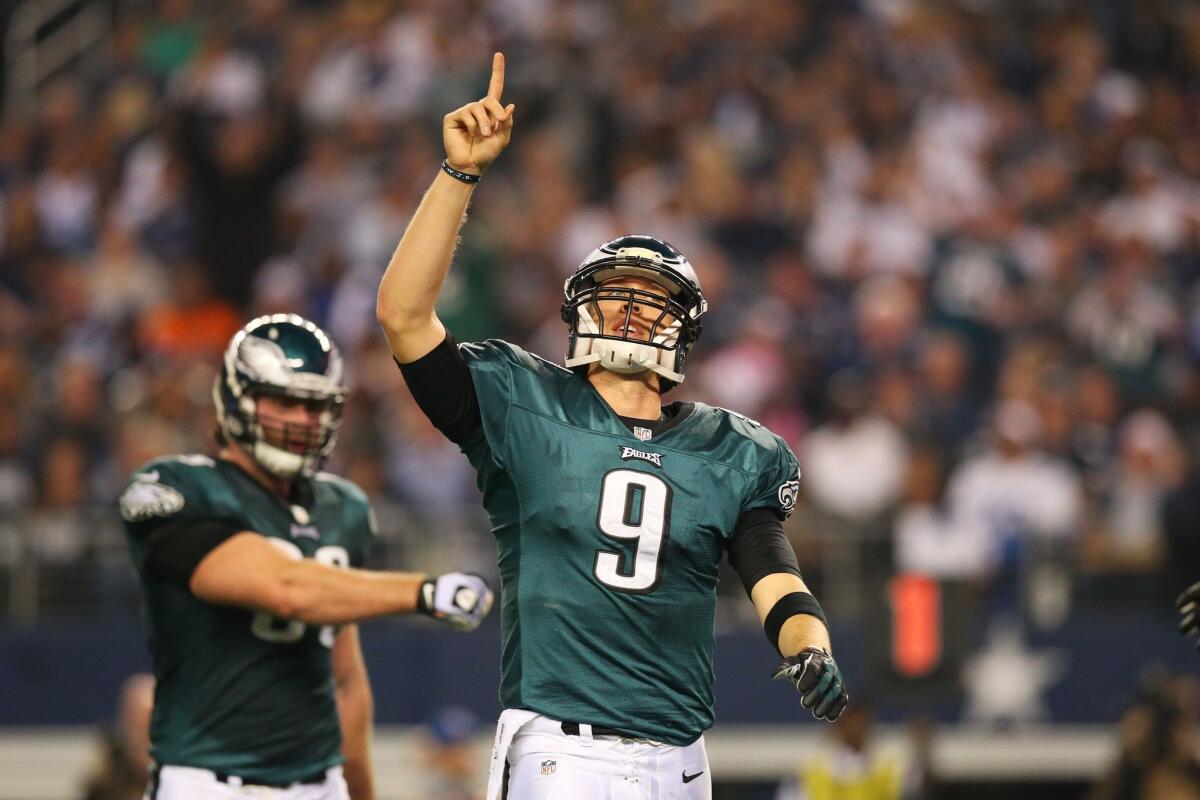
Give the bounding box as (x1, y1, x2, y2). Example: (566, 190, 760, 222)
(459, 340, 800, 746)
(118, 455, 374, 785)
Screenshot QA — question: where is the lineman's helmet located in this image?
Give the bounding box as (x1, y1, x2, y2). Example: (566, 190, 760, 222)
(213, 314, 346, 478)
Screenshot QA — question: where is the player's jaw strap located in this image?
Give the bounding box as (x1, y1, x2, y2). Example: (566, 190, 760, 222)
(764, 591, 827, 655)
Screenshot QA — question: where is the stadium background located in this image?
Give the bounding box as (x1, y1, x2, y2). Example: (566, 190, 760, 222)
(0, 0, 1198, 798)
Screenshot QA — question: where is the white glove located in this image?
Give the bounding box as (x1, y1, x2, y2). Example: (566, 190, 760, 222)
(417, 572, 494, 632)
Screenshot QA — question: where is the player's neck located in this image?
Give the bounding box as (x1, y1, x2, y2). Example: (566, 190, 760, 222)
(587, 367, 662, 420)
(220, 445, 294, 499)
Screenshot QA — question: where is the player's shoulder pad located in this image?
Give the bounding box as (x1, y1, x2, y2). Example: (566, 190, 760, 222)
(312, 470, 370, 505)
(118, 454, 217, 523)
(313, 471, 378, 539)
(696, 404, 801, 512)
(697, 403, 791, 452)
(459, 339, 572, 381)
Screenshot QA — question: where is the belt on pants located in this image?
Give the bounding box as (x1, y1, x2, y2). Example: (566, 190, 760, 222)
(559, 721, 633, 738)
(213, 767, 328, 789)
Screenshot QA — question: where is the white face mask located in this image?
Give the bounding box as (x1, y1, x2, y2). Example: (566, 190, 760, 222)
(565, 301, 687, 384)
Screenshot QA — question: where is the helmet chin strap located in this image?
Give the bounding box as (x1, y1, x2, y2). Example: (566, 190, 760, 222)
(565, 305, 686, 385)
(593, 338, 658, 374)
(250, 440, 307, 478)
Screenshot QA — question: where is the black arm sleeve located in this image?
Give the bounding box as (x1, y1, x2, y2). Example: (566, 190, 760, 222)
(143, 519, 243, 585)
(727, 508, 803, 595)
(395, 332, 483, 445)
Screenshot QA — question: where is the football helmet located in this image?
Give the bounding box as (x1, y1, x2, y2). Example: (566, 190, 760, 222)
(214, 314, 346, 478)
(561, 235, 707, 391)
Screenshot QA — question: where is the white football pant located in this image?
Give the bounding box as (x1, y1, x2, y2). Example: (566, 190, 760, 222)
(149, 765, 349, 800)
(488, 710, 712, 800)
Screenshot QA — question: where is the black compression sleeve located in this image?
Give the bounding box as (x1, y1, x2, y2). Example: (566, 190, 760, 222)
(728, 508, 803, 595)
(143, 519, 243, 585)
(395, 332, 483, 445)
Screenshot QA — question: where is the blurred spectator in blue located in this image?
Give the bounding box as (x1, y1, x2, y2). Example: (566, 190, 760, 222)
(399, 705, 482, 800)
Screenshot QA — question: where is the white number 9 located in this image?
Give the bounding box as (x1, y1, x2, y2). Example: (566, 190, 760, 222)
(594, 470, 670, 593)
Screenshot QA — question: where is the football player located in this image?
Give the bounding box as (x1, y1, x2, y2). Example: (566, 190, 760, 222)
(376, 53, 848, 799)
(119, 314, 494, 800)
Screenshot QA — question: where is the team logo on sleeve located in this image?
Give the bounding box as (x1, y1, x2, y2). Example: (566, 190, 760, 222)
(777, 479, 800, 512)
(119, 476, 185, 522)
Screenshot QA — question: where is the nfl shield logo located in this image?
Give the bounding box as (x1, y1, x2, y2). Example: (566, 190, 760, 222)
(633, 426, 652, 441)
(541, 759, 556, 775)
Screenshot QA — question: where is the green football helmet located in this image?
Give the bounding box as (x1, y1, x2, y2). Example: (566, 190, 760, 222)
(213, 314, 347, 478)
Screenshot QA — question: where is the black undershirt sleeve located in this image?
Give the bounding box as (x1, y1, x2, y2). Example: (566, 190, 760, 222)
(143, 519, 244, 585)
(727, 508, 804, 595)
(395, 332, 483, 445)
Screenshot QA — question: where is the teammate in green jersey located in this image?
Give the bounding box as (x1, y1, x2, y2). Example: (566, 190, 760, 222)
(376, 54, 849, 799)
(119, 314, 494, 800)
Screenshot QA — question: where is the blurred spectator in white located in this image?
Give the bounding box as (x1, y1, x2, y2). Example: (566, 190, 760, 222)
(804, 369, 908, 524)
(946, 400, 1083, 572)
(169, 26, 267, 117)
(808, 149, 931, 281)
(1080, 409, 1182, 575)
(1098, 137, 1200, 256)
(35, 137, 98, 253)
(895, 445, 991, 579)
(302, 3, 436, 126)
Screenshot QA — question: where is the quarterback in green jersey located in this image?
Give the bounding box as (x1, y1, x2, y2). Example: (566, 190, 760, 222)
(376, 54, 849, 799)
(119, 314, 494, 800)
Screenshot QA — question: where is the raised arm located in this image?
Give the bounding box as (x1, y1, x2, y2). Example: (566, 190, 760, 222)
(376, 52, 515, 363)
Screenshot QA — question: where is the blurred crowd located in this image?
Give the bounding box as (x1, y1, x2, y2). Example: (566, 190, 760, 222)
(0, 0, 1198, 632)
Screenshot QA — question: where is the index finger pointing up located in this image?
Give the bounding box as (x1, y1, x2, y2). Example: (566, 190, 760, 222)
(487, 52, 505, 101)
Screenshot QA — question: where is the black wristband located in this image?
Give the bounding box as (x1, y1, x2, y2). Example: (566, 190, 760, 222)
(764, 591, 827, 654)
(441, 159, 481, 184)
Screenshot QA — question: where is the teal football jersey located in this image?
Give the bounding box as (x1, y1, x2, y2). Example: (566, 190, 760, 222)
(459, 340, 800, 745)
(118, 455, 374, 783)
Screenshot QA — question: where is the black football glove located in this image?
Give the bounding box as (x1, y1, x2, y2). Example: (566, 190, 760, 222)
(773, 646, 849, 722)
(417, 572, 494, 632)
(1178, 581, 1200, 651)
